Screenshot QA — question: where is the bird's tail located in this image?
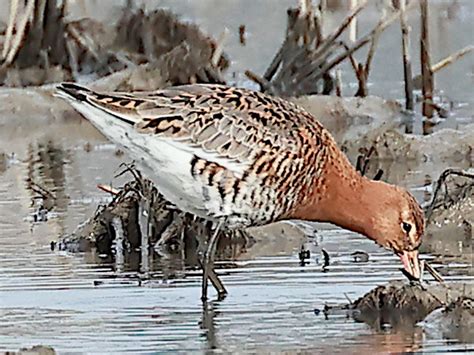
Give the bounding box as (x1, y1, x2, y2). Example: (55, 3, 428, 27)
(56, 82, 93, 102)
(56, 82, 140, 126)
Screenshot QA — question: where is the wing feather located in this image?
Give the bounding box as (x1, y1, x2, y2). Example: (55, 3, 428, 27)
(59, 83, 324, 177)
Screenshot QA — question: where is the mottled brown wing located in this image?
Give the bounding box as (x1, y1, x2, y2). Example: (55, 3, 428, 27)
(133, 84, 323, 163)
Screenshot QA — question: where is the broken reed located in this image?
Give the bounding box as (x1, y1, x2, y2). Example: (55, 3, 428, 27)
(420, 0, 434, 119)
(399, 0, 414, 111)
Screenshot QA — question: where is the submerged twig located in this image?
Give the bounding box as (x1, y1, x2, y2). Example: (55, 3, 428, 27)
(321, 248, 330, 269)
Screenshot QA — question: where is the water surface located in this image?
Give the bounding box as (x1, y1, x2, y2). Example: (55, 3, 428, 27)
(1, 0, 473, 353)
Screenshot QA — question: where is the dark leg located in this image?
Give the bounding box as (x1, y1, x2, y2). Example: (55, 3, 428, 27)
(198, 256, 227, 300)
(201, 222, 226, 301)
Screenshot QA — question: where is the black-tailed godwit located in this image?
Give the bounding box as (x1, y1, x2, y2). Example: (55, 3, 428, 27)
(57, 83, 424, 300)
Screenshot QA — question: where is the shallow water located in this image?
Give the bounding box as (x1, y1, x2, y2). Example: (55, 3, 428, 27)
(0, 111, 472, 354)
(1, 0, 474, 353)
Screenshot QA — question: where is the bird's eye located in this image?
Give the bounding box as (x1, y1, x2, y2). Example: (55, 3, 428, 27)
(401, 222, 412, 233)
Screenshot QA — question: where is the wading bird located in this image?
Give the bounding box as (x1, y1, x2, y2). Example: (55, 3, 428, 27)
(57, 83, 424, 300)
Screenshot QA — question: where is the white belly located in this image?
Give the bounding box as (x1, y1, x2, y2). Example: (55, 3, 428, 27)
(69, 101, 215, 219)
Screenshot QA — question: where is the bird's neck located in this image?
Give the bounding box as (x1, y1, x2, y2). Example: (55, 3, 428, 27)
(291, 150, 382, 240)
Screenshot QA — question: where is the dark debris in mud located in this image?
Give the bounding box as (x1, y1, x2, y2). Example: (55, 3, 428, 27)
(6, 345, 56, 355)
(56, 168, 253, 261)
(351, 281, 443, 329)
(317, 281, 474, 335)
(437, 297, 474, 339)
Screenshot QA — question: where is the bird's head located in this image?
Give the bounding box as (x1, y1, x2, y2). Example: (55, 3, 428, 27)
(365, 184, 425, 280)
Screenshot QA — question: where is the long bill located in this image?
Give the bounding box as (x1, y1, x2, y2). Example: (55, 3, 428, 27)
(398, 250, 421, 280)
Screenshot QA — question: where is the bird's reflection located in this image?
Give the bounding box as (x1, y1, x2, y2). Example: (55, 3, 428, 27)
(200, 299, 222, 352)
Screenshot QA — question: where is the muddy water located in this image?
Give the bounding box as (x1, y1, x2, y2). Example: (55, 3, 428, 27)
(1, 1, 474, 354)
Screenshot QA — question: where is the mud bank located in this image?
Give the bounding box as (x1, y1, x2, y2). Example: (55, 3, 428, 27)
(320, 280, 474, 341)
(423, 169, 473, 265)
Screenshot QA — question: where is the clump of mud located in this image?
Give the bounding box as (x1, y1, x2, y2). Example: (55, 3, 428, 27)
(351, 281, 442, 328)
(423, 169, 473, 264)
(319, 280, 474, 341)
(56, 169, 253, 260)
(341, 125, 474, 163)
(425, 169, 474, 223)
(424, 297, 474, 343)
(6, 345, 56, 355)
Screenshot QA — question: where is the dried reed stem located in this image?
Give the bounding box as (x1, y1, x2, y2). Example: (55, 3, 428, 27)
(318, 0, 326, 39)
(239, 25, 246, 45)
(3, 0, 36, 66)
(211, 28, 229, 67)
(424, 261, 446, 285)
(432, 45, 474, 73)
(354, 13, 382, 97)
(112, 216, 125, 273)
(420, 0, 434, 118)
(311, 4, 408, 85)
(400, 0, 414, 110)
(245, 69, 271, 91)
(349, 0, 358, 42)
(312, 0, 367, 63)
(299, 0, 312, 14)
(66, 25, 100, 61)
(97, 183, 120, 195)
(335, 68, 342, 96)
(2, 0, 20, 60)
(291, 0, 368, 85)
(139, 199, 150, 275)
(413, 45, 474, 89)
(425, 169, 474, 221)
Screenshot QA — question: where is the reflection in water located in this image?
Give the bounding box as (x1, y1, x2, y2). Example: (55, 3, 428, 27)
(356, 327, 424, 354)
(87, 235, 250, 280)
(2, 147, 473, 353)
(25, 139, 69, 233)
(200, 300, 220, 352)
(0, 152, 6, 174)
